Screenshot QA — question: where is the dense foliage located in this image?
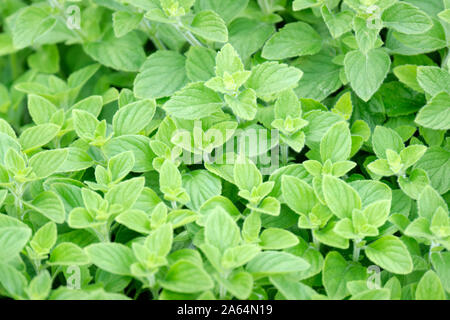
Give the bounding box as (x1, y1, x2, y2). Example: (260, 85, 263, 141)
(0, 0, 449, 300)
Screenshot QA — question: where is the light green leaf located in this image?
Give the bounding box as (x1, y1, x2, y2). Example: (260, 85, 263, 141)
(0, 227, 31, 262)
(262, 22, 322, 60)
(19, 124, 60, 153)
(344, 48, 391, 102)
(246, 251, 310, 276)
(281, 175, 317, 215)
(30, 222, 57, 255)
(365, 236, 413, 274)
(187, 10, 228, 43)
(49, 243, 89, 266)
(83, 31, 146, 72)
(113, 100, 156, 135)
(205, 208, 240, 253)
(29, 149, 68, 179)
(415, 92, 450, 130)
(12, 6, 56, 50)
(320, 122, 352, 163)
(134, 51, 188, 99)
(322, 251, 367, 300)
(246, 62, 303, 98)
(259, 228, 299, 250)
(26, 191, 65, 223)
(86, 243, 136, 276)
(382, 2, 433, 34)
(415, 270, 446, 300)
(160, 260, 213, 293)
(322, 175, 361, 219)
(372, 126, 404, 159)
(163, 82, 223, 120)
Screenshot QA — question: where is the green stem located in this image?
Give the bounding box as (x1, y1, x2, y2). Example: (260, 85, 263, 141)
(174, 19, 204, 47)
(353, 239, 361, 262)
(311, 231, 320, 250)
(143, 20, 167, 50)
(281, 144, 289, 165)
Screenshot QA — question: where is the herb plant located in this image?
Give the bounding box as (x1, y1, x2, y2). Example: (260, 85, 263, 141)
(0, 0, 449, 300)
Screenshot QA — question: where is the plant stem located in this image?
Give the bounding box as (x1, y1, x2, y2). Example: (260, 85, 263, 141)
(143, 20, 167, 51)
(311, 231, 320, 250)
(174, 20, 204, 47)
(353, 239, 361, 262)
(281, 144, 289, 165)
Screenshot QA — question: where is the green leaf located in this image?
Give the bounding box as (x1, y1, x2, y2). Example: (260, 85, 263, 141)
(12, 6, 56, 50)
(29, 149, 68, 179)
(116, 210, 151, 234)
(293, 0, 319, 11)
(416, 66, 450, 97)
(72, 110, 98, 142)
(86, 243, 136, 276)
(224, 88, 257, 120)
(365, 236, 413, 274)
(372, 126, 404, 159)
(106, 177, 145, 212)
(322, 251, 367, 300)
(415, 270, 446, 300)
(344, 48, 391, 102)
(228, 18, 274, 60)
(320, 122, 352, 163)
(205, 208, 240, 253)
(415, 92, 450, 130)
(0, 227, 31, 262)
(0, 264, 27, 299)
(382, 2, 433, 34)
(393, 65, 423, 93)
(26, 191, 65, 223)
(182, 170, 222, 211)
(27, 94, 58, 125)
(281, 176, 317, 215)
(134, 51, 188, 99)
(321, 7, 354, 39)
(294, 51, 342, 101)
(246, 251, 310, 276)
(415, 146, 450, 194)
(103, 135, 155, 173)
(30, 222, 57, 255)
(112, 11, 143, 38)
(417, 185, 447, 221)
(233, 157, 262, 192)
(113, 100, 156, 136)
(49, 243, 89, 266)
(187, 10, 228, 43)
(221, 244, 260, 270)
(163, 82, 223, 120)
(160, 260, 213, 293)
(19, 124, 60, 153)
(322, 175, 361, 219)
(262, 22, 322, 60)
(27, 271, 52, 300)
(195, 0, 249, 23)
(430, 252, 450, 293)
(246, 62, 303, 98)
(216, 271, 253, 300)
(259, 228, 299, 250)
(83, 31, 146, 72)
(185, 46, 216, 82)
(270, 274, 317, 300)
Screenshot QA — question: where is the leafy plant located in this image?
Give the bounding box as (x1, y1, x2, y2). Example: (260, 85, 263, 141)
(0, 0, 449, 300)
